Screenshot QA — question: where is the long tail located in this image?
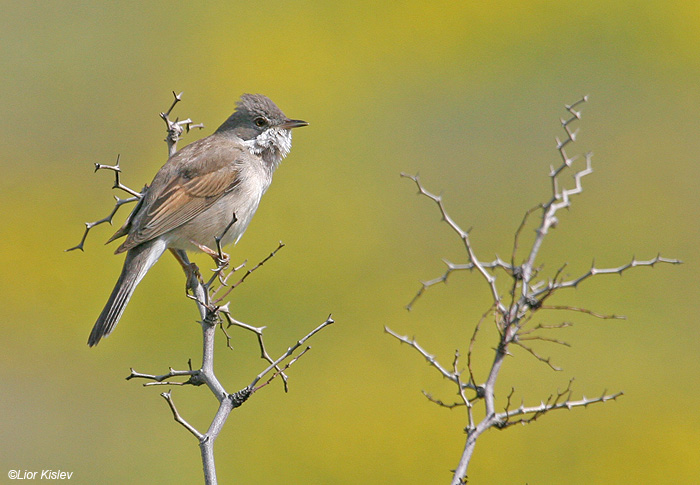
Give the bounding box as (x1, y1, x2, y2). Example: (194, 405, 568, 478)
(88, 239, 167, 347)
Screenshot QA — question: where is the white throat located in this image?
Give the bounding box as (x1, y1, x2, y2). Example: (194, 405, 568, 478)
(243, 128, 292, 161)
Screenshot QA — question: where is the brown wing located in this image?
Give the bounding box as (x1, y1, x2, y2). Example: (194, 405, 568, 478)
(114, 136, 242, 253)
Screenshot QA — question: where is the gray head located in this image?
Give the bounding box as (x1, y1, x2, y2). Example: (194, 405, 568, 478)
(216, 94, 307, 164)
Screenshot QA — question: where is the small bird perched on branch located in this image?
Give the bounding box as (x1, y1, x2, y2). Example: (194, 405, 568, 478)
(88, 94, 307, 347)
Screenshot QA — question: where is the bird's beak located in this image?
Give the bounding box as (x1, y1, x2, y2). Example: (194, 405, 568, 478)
(280, 119, 309, 129)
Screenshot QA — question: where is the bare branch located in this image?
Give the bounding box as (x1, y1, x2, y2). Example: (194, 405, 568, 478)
(401, 172, 506, 314)
(212, 241, 285, 303)
(219, 308, 290, 391)
(252, 347, 312, 393)
(68, 94, 205, 252)
(94, 154, 145, 198)
(511, 204, 542, 266)
(513, 340, 562, 371)
(518, 334, 571, 347)
(64, 195, 140, 252)
(539, 305, 626, 320)
(453, 350, 479, 433)
(544, 255, 683, 294)
(550, 152, 593, 213)
(406, 258, 513, 311)
(467, 306, 493, 396)
(160, 91, 204, 156)
(249, 315, 335, 389)
(162, 90, 183, 119)
(161, 390, 204, 440)
(385, 326, 461, 386)
(496, 389, 623, 428)
(65, 155, 144, 252)
(126, 367, 202, 387)
(518, 96, 592, 288)
(391, 97, 674, 484)
(422, 390, 465, 409)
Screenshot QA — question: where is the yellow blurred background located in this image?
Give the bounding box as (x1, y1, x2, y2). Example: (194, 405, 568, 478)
(1, 2, 697, 483)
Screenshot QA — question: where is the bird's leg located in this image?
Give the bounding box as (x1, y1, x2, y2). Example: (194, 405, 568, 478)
(190, 241, 230, 275)
(187, 212, 237, 285)
(170, 248, 204, 298)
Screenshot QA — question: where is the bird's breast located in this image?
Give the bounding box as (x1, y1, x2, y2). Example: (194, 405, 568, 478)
(165, 165, 271, 253)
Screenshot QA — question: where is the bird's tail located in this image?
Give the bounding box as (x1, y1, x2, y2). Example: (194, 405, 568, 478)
(88, 239, 167, 347)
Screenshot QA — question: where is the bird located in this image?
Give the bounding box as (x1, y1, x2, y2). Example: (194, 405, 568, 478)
(88, 93, 307, 346)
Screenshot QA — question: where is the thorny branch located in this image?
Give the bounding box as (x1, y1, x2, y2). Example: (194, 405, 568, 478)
(213, 241, 286, 304)
(128, 248, 334, 485)
(161, 90, 205, 157)
(386, 96, 681, 484)
(65, 92, 203, 253)
(73, 93, 333, 485)
(401, 172, 508, 315)
(384, 326, 478, 393)
(496, 379, 624, 429)
(64, 155, 145, 252)
(405, 257, 513, 311)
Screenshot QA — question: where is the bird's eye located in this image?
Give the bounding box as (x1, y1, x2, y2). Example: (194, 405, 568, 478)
(254, 117, 267, 127)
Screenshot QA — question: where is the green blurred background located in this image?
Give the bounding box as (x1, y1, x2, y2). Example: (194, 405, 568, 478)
(1, 1, 697, 483)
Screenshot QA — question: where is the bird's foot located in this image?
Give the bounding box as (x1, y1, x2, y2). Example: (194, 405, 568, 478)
(191, 240, 230, 281)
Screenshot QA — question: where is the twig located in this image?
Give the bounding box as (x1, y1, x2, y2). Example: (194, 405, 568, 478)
(252, 347, 312, 393)
(406, 258, 513, 311)
(385, 327, 460, 385)
(65, 155, 144, 252)
(401, 172, 507, 316)
(212, 242, 285, 303)
(539, 305, 626, 320)
(496, 389, 624, 428)
(422, 391, 465, 409)
(513, 340, 562, 371)
(219, 307, 290, 391)
(541, 255, 683, 294)
(249, 315, 335, 389)
(160, 91, 204, 157)
(126, 367, 202, 387)
(161, 390, 204, 440)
